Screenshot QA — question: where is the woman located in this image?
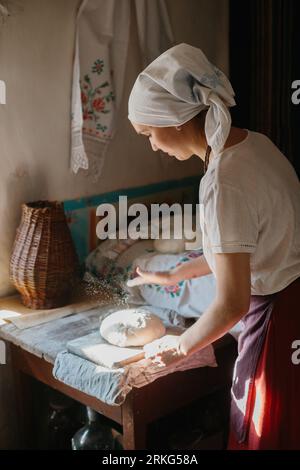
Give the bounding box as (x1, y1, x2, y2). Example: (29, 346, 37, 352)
(127, 43, 300, 449)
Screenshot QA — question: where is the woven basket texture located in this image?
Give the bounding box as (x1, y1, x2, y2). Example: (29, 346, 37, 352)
(10, 201, 79, 309)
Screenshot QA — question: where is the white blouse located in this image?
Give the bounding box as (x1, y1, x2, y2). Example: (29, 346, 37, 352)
(199, 129, 300, 295)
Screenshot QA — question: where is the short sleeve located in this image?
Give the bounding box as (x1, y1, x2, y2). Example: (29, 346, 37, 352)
(202, 183, 259, 254)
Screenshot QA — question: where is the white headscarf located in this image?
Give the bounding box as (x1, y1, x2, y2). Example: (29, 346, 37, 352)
(128, 43, 236, 156)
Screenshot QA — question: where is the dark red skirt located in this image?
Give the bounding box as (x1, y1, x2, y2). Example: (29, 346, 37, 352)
(228, 277, 300, 450)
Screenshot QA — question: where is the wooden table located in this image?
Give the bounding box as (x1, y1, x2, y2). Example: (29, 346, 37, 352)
(10, 335, 237, 450)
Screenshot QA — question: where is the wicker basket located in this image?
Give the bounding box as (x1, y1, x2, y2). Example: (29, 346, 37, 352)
(10, 201, 79, 309)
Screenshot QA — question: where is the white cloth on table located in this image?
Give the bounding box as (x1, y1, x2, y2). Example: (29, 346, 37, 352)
(54, 305, 217, 406)
(53, 342, 216, 406)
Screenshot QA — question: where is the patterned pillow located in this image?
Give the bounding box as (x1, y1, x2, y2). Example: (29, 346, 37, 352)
(85, 214, 204, 304)
(125, 249, 217, 319)
(85, 236, 155, 291)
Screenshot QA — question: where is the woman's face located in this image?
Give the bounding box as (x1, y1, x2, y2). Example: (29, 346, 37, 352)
(131, 122, 195, 161)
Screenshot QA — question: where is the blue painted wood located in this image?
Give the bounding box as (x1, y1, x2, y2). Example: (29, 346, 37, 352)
(63, 176, 200, 211)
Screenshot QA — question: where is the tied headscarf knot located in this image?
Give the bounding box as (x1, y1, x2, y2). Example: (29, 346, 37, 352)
(128, 43, 236, 156)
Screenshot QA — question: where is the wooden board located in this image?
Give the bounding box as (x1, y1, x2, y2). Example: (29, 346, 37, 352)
(0, 294, 103, 329)
(67, 332, 144, 368)
(67, 326, 184, 369)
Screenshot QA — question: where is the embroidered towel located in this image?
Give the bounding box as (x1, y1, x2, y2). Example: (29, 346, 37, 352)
(71, 0, 174, 178)
(71, 0, 125, 177)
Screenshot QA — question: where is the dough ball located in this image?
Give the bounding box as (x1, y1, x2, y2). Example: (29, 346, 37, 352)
(99, 307, 166, 347)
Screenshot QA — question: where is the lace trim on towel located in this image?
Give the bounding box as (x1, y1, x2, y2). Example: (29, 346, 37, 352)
(71, 130, 89, 173)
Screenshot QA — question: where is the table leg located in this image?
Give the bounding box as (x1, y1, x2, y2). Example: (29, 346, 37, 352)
(122, 392, 147, 450)
(12, 368, 36, 449)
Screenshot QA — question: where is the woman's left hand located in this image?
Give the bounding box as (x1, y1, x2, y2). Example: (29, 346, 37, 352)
(143, 335, 187, 367)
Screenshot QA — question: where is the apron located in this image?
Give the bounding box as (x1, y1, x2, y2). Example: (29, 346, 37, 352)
(229, 277, 300, 449)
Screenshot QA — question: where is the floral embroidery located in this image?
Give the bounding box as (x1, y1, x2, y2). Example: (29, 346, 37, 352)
(80, 59, 115, 136)
(146, 249, 203, 298)
(153, 280, 185, 298)
(90, 248, 204, 298)
(92, 59, 104, 75)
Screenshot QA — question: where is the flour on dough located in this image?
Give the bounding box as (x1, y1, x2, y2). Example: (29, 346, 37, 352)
(99, 307, 166, 347)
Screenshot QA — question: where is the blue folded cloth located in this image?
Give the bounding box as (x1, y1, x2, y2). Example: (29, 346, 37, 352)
(53, 350, 132, 406)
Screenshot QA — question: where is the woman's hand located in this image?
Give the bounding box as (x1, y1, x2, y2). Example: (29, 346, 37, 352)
(143, 334, 187, 367)
(126, 266, 177, 287)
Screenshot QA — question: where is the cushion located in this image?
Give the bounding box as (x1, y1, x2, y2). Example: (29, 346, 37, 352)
(126, 249, 217, 318)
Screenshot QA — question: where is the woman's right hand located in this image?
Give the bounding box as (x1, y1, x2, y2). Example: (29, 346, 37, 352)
(126, 266, 178, 287)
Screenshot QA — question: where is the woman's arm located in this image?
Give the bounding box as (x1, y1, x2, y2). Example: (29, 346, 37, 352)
(179, 252, 251, 355)
(127, 253, 212, 287)
(171, 253, 212, 281)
